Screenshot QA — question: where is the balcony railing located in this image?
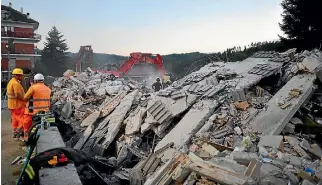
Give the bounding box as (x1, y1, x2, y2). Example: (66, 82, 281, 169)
(1, 49, 38, 55)
(1, 31, 41, 40)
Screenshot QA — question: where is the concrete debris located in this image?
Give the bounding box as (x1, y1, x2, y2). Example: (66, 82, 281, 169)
(154, 99, 220, 151)
(49, 49, 322, 185)
(258, 135, 283, 149)
(125, 107, 146, 135)
(251, 74, 316, 135)
(146, 100, 172, 125)
(80, 111, 100, 127)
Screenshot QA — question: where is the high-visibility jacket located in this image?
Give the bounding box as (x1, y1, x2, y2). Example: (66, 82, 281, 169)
(24, 83, 51, 115)
(6, 78, 25, 109)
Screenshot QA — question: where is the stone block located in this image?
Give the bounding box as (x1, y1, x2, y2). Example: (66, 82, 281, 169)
(289, 156, 302, 167)
(258, 135, 283, 149)
(231, 151, 259, 166)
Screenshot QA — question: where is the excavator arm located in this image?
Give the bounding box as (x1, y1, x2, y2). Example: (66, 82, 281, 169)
(119, 52, 165, 77)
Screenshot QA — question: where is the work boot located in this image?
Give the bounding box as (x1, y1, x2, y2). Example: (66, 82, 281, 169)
(13, 128, 18, 138)
(18, 131, 24, 138)
(13, 132, 18, 138)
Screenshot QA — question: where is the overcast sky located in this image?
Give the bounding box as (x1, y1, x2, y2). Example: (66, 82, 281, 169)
(3, 0, 283, 55)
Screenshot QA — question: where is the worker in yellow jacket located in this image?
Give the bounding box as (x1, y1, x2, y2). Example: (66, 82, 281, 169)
(6, 68, 26, 138)
(23, 73, 51, 141)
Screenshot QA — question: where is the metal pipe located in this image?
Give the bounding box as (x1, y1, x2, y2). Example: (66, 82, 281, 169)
(87, 164, 109, 185)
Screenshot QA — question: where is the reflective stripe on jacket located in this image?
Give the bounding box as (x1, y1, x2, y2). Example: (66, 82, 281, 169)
(25, 83, 51, 115)
(25, 163, 35, 180)
(6, 78, 25, 109)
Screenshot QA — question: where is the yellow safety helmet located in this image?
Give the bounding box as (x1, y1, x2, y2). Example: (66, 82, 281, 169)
(12, 68, 23, 75)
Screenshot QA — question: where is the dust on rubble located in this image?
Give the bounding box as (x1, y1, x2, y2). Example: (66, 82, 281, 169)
(49, 49, 322, 185)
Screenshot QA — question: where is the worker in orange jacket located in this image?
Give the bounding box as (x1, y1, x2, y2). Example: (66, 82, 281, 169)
(23, 73, 51, 141)
(6, 68, 26, 138)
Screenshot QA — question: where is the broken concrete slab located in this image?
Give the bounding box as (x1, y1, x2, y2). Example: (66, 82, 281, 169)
(195, 114, 217, 138)
(141, 122, 152, 134)
(146, 100, 172, 125)
(251, 74, 316, 135)
(283, 123, 295, 133)
(82, 90, 138, 156)
(259, 163, 288, 185)
(154, 99, 219, 151)
(160, 148, 177, 163)
(244, 159, 262, 178)
(209, 157, 247, 174)
(289, 155, 302, 167)
(73, 125, 94, 150)
(201, 142, 220, 157)
(188, 160, 250, 185)
(80, 111, 100, 127)
(100, 90, 128, 118)
(155, 93, 198, 117)
(61, 102, 73, 119)
(157, 154, 191, 185)
(301, 56, 322, 73)
(182, 172, 197, 185)
(230, 151, 259, 166)
(258, 135, 283, 149)
(125, 107, 146, 135)
(144, 154, 180, 185)
(285, 136, 311, 159)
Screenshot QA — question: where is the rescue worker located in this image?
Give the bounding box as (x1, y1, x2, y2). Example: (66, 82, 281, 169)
(152, 78, 162, 92)
(6, 68, 26, 138)
(163, 80, 172, 89)
(23, 73, 51, 141)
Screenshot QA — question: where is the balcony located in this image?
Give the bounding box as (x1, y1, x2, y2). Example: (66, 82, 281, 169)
(1, 49, 41, 57)
(1, 31, 41, 42)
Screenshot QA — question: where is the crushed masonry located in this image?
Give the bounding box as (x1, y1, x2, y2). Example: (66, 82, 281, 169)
(48, 49, 322, 185)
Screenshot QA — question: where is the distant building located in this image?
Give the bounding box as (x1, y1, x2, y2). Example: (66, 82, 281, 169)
(1, 2, 41, 80)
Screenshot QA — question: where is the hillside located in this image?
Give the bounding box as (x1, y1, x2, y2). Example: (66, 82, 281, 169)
(36, 40, 286, 78)
(78, 41, 285, 79)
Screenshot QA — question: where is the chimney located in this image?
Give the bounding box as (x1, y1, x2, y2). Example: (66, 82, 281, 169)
(26, 13, 30, 19)
(9, 2, 12, 8)
(20, 7, 23, 13)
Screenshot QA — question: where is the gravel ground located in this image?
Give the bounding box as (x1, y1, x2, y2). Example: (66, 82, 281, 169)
(1, 109, 25, 185)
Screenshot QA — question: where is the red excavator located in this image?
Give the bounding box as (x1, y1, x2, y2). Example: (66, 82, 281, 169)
(119, 52, 165, 77)
(75, 46, 169, 81)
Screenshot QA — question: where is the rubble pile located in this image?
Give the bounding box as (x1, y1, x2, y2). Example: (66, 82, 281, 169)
(51, 48, 322, 185)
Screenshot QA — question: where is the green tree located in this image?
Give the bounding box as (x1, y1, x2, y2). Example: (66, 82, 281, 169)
(40, 26, 70, 76)
(279, 0, 322, 50)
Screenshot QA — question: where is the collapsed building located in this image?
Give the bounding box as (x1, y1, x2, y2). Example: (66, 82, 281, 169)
(50, 48, 322, 185)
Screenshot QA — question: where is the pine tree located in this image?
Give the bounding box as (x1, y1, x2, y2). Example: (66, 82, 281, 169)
(40, 26, 70, 76)
(279, 0, 322, 50)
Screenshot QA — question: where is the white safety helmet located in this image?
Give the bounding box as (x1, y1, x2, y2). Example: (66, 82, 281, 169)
(34, 73, 45, 81)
